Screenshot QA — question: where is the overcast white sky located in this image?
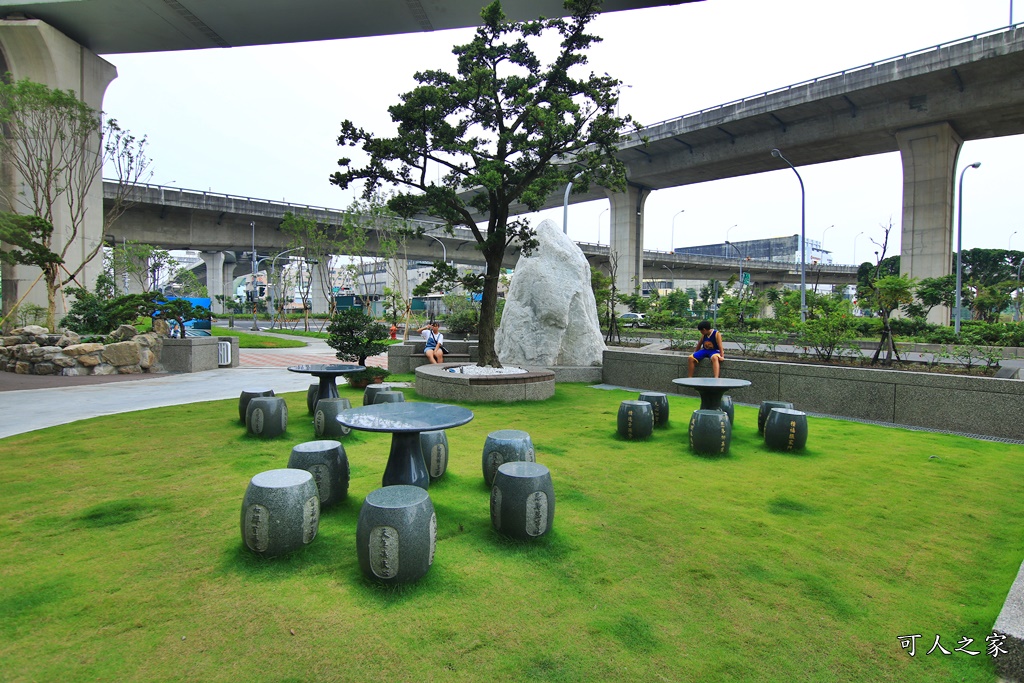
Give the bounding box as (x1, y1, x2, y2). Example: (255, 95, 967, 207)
(101, 0, 1023, 265)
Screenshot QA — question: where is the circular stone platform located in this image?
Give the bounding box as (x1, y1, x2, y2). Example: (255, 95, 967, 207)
(415, 363, 555, 402)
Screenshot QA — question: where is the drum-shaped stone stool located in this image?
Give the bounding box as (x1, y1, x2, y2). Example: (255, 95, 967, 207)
(239, 387, 275, 423)
(306, 383, 320, 414)
(490, 461, 555, 540)
(287, 440, 349, 508)
(314, 398, 352, 439)
(356, 485, 436, 584)
(758, 401, 795, 435)
(720, 395, 735, 425)
(638, 391, 669, 427)
(617, 400, 654, 440)
(240, 468, 320, 558)
(764, 408, 809, 452)
(420, 430, 449, 481)
(689, 409, 732, 455)
(363, 383, 388, 406)
(482, 430, 536, 487)
(246, 396, 288, 439)
(373, 391, 406, 404)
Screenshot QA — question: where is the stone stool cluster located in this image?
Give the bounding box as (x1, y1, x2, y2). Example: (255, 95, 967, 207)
(482, 429, 555, 540)
(617, 392, 671, 441)
(763, 407, 809, 452)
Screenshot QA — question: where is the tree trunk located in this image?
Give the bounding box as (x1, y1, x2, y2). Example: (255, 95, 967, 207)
(44, 264, 59, 332)
(476, 253, 503, 367)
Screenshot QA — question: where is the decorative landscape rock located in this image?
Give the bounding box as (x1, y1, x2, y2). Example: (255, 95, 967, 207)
(482, 429, 536, 486)
(689, 409, 731, 455)
(638, 391, 669, 427)
(758, 400, 794, 435)
(618, 400, 654, 440)
(240, 468, 320, 558)
(246, 396, 288, 438)
(764, 408, 808, 452)
(239, 388, 275, 423)
(373, 391, 406, 404)
(356, 485, 437, 584)
(420, 430, 449, 481)
(0, 327, 163, 376)
(495, 219, 604, 368)
(314, 398, 352, 438)
(287, 440, 349, 508)
(490, 461, 555, 540)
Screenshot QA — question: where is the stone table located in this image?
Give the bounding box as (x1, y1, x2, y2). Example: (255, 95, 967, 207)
(672, 377, 751, 411)
(338, 402, 474, 490)
(288, 364, 364, 408)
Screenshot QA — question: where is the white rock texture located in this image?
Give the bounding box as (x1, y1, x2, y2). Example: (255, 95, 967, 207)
(495, 219, 605, 367)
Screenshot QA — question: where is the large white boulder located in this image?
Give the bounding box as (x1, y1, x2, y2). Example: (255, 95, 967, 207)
(496, 219, 605, 367)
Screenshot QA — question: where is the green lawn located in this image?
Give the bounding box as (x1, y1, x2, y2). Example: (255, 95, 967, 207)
(1, 384, 1020, 682)
(211, 329, 307, 349)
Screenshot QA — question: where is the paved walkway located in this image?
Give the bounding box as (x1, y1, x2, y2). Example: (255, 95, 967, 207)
(0, 331, 388, 440)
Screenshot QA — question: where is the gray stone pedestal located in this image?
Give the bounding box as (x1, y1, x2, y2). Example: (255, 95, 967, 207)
(638, 391, 669, 427)
(758, 401, 794, 435)
(490, 461, 555, 540)
(689, 409, 731, 455)
(246, 396, 288, 439)
(617, 400, 654, 440)
(356, 485, 437, 584)
(239, 387, 275, 423)
(241, 468, 320, 557)
(287, 440, 349, 508)
(420, 430, 449, 481)
(764, 408, 808, 452)
(314, 398, 353, 439)
(363, 383, 388, 406)
(482, 430, 536, 486)
(373, 391, 406, 404)
(720, 395, 735, 425)
(306, 383, 319, 414)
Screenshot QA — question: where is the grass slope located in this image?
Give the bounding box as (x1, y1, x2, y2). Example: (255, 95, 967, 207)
(1, 384, 1020, 682)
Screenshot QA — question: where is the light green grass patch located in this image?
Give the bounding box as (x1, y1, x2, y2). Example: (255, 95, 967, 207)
(0, 384, 1019, 682)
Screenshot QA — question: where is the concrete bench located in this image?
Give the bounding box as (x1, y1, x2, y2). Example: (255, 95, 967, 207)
(387, 339, 478, 373)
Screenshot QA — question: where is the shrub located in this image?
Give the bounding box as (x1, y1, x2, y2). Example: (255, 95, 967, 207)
(326, 308, 390, 365)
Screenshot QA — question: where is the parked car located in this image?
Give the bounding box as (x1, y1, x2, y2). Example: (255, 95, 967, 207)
(618, 312, 648, 328)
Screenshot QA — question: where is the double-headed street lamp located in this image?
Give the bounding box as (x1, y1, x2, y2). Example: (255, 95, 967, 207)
(770, 148, 807, 322)
(954, 162, 982, 335)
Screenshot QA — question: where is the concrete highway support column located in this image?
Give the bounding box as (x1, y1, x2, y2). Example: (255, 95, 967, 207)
(606, 184, 651, 302)
(895, 122, 963, 325)
(309, 261, 330, 315)
(0, 20, 116, 328)
(200, 251, 226, 313)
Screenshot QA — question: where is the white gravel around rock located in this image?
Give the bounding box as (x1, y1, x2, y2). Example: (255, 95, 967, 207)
(446, 365, 528, 375)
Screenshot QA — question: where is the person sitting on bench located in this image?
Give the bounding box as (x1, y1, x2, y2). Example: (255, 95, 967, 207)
(418, 322, 445, 364)
(687, 320, 724, 378)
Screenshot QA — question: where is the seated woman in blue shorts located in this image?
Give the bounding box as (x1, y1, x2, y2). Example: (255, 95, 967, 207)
(687, 320, 724, 378)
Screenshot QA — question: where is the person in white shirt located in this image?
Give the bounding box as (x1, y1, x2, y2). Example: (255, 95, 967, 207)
(418, 322, 445, 364)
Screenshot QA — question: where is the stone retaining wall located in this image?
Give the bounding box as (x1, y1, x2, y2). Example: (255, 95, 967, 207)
(0, 325, 164, 376)
(602, 347, 1024, 440)
(388, 339, 478, 374)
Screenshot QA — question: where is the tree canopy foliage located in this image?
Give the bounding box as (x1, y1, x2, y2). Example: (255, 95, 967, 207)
(331, 0, 635, 365)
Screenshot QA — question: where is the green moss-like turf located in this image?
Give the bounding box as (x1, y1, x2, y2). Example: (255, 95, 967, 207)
(1, 383, 1020, 682)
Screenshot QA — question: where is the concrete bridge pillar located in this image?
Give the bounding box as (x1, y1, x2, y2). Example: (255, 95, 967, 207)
(310, 261, 330, 315)
(606, 184, 651, 300)
(895, 122, 963, 325)
(0, 20, 116, 328)
(200, 251, 226, 313)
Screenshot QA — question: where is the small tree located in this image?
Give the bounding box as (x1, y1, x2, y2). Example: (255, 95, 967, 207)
(332, 0, 635, 366)
(326, 307, 390, 366)
(0, 78, 151, 330)
(109, 241, 178, 293)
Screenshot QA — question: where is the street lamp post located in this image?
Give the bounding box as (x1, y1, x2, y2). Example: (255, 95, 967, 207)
(598, 208, 609, 244)
(955, 162, 982, 335)
(724, 240, 746, 299)
(267, 246, 306, 329)
(250, 221, 259, 331)
(425, 233, 448, 265)
(853, 231, 864, 266)
(771, 148, 807, 322)
(562, 170, 585, 235)
(671, 210, 684, 251)
(820, 224, 835, 262)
